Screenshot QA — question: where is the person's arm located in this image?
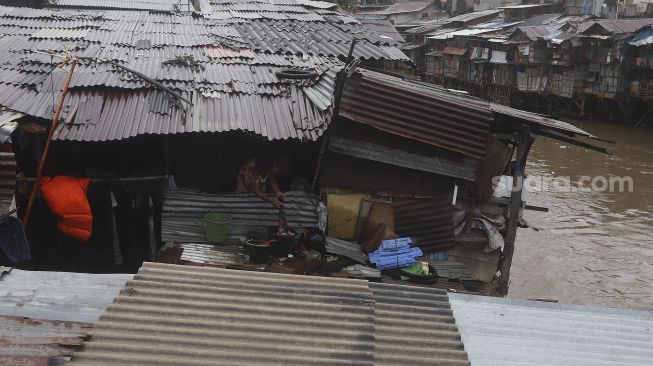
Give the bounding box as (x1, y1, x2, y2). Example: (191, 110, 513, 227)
(254, 181, 282, 208)
(269, 175, 284, 201)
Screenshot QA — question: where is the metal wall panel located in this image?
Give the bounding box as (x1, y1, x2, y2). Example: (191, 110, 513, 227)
(161, 188, 320, 243)
(393, 196, 455, 252)
(68, 262, 376, 366)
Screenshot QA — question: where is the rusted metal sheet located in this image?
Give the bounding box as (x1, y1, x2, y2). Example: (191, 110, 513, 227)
(371, 282, 470, 366)
(340, 69, 492, 159)
(490, 103, 596, 137)
(473, 136, 512, 201)
(67, 262, 376, 366)
(393, 196, 456, 252)
(0, 315, 92, 366)
(0, 153, 15, 213)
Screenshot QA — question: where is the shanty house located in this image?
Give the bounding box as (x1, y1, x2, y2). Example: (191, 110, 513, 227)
(0, 1, 607, 297)
(0, 1, 410, 272)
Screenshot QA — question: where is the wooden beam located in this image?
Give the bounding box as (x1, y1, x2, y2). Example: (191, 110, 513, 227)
(497, 133, 534, 296)
(328, 136, 478, 181)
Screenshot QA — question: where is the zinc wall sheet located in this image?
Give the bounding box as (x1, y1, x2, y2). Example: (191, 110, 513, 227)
(67, 262, 376, 366)
(392, 196, 455, 252)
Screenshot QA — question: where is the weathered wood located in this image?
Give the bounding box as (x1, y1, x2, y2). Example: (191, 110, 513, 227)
(329, 136, 478, 181)
(23, 59, 77, 228)
(497, 133, 534, 296)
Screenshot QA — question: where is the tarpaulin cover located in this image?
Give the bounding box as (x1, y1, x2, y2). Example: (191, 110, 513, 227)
(40, 176, 92, 242)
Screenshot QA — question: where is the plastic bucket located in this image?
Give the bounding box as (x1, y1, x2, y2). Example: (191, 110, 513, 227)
(204, 213, 232, 243)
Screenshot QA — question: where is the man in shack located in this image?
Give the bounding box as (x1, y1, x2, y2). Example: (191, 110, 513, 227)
(236, 156, 285, 208)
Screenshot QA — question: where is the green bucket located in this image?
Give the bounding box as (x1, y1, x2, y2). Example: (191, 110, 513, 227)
(204, 213, 232, 243)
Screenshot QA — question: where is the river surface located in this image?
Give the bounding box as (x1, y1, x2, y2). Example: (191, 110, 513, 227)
(508, 120, 653, 311)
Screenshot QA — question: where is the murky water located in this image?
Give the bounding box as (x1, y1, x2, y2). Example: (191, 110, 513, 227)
(508, 120, 653, 310)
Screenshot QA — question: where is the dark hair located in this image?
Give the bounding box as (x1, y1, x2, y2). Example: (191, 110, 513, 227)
(255, 156, 275, 174)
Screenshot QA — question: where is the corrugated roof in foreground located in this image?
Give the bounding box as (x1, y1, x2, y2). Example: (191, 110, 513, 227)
(340, 69, 493, 158)
(371, 282, 470, 366)
(0, 269, 133, 323)
(0, 269, 132, 366)
(67, 262, 377, 366)
(449, 293, 653, 366)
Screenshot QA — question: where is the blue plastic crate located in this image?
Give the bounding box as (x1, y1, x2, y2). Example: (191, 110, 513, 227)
(380, 237, 413, 251)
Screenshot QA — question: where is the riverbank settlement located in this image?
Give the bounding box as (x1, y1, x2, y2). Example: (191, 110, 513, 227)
(361, 2, 653, 126)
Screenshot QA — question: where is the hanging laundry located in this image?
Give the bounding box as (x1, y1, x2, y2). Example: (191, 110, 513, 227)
(40, 176, 93, 242)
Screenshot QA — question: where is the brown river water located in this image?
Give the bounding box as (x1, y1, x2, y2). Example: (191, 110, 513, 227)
(508, 120, 653, 311)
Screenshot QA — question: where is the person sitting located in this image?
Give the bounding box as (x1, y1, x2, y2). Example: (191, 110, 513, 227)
(236, 156, 285, 208)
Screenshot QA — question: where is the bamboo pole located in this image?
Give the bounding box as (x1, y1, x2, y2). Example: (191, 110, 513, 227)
(22, 59, 77, 228)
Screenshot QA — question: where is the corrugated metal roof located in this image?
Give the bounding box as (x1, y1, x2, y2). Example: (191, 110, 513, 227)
(0, 4, 407, 142)
(581, 19, 653, 35)
(355, 16, 405, 43)
(376, 1, 435, 15)
(511, 25, 562, 41)
(406, 10, 500, 34)
(161, 188, 320, 243)
(371, 282, 470, 366)
(52, 0, 184, 12)
(490, 103, 595, 137)
(449, 293, 653, 366)
(393, 197, 455, 252)
(67, 262, 377, 366)
(0, 269, 133, 323)
(340, 69, 492, 158)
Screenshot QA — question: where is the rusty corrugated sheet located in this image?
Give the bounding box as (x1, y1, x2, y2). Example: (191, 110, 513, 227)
(371, 282, 470, 366)
(393, 196, 455, 252)
(68, 262, 376, 366)
(490, 103, 596, 137)
(340, 69, 492, 159)
(0, 315, 92, 366)
(0, 153, 15, 213)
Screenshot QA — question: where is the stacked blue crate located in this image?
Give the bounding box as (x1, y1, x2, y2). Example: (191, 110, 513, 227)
(368, 238, 423, 270)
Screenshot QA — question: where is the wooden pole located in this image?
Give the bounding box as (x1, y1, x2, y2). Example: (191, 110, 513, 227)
(497, 132, 534, 296)
(22, 59, 77, 228)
